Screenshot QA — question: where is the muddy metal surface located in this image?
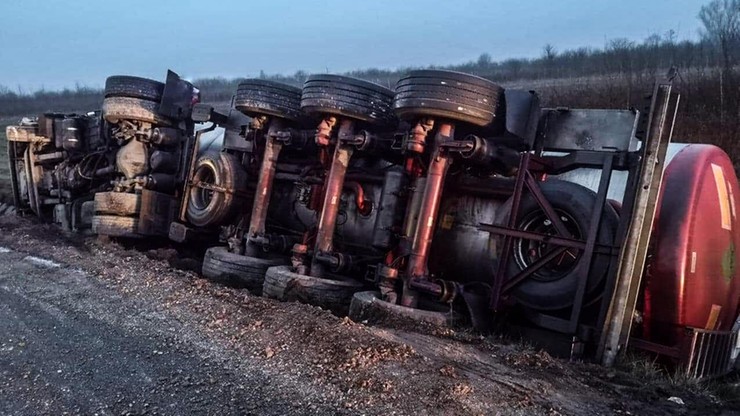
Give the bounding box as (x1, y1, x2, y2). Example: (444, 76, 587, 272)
(0, 215, 736, 415)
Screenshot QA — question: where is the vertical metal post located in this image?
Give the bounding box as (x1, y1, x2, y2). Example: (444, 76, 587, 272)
(179, 127, 208, 222)
(568, 153, 614, 333)
(490, 152, 531, 310)
(598, 80, 679, 366)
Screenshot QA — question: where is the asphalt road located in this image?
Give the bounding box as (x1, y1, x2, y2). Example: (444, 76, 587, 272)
(0, 248, 334, 415)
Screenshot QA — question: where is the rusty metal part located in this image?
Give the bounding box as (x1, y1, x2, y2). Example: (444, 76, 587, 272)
(291, 243, 310, 275)
(250, 115, 268, 131)
(407, 278, 459, 304)
(345, 181, 372, 216)
(190, 179, 240, 196)
(406, 118, 434, 154)
(378, 265, 399, 303)
(314, 116, 337, 147)
(311, 119, 355, 277)
(402, 123, 455, 308)
(307, 183, 324, 212)
(246, 118, 286, 257)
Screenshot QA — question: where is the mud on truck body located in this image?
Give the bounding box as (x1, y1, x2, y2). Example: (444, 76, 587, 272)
(6, 71, 200, 237)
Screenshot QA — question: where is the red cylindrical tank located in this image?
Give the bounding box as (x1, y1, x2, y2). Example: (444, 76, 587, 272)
(644, 144, 740, 346)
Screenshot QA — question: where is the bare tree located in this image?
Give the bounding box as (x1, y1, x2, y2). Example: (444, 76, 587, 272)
(542, 44, 557, 61)
(699, 0, 740, 67)
(607, 38, 636, 104)
(542, 44, 558, 76)
(477, 53, 492, 67)
(699, 0, 740, 122)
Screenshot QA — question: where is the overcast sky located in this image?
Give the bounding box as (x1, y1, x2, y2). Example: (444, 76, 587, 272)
(0, 0, 705, 92)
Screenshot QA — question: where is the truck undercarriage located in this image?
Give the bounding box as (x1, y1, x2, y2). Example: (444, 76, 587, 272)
(6, 68, 739, 379)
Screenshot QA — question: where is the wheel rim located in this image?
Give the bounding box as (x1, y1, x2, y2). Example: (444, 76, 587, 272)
(512, 209, 583, 282)
(191, 166, 216, 211)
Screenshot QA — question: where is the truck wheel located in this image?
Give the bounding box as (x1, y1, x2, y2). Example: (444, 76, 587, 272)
(94, 192, 141, 216)
(501, 179, 619, 311)
(186, 151, 247, 227)
(262, 265, 364, 315)
(102, 96, 174, 126)
(393, 70, 504, 128)
(201, 247, 285, 294)
(349, 291, 461, 328)
(92, 215, 140, 238)
(301, 74, 396, 127)
(104, 76, 165, 102)
(234, 79, 304, 122)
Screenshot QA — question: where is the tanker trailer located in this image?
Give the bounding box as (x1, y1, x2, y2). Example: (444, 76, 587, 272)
(92, 70, 200, 239)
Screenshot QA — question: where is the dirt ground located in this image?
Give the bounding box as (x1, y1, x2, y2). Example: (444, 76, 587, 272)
(0, 213, 737, 415)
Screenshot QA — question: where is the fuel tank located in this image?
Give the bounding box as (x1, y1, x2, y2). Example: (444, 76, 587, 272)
(644, 144, 740, 345)
(428, 192, 504, 284)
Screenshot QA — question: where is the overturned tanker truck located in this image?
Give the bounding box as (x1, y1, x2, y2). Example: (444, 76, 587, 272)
(6, 69, 740, 377)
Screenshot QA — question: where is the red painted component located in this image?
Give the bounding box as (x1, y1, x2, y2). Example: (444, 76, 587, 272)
(644, 144, 740, 346)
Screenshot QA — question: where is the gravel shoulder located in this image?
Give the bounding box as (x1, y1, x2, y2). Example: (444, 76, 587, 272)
(0, 214, 736, 415)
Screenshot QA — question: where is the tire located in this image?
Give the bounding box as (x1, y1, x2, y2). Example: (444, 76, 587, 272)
(393, 70, 503, 127)
(262, 265, 364, 315)
(102, 96, 174, 126)
(301, 74, 396, 126)
(92, 215, 140, 238)
(349, 291, 461, 328)
(104, 76, 165, 102)
(234, 79, 304, 122)
(201, 247, 286, 294)
(94, 192, 141, 216)
(186, 151, 248, 227)
(499, 179, 619, 311)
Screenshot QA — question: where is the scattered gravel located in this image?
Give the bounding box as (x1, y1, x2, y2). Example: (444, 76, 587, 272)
(0, 214, 735, 415)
